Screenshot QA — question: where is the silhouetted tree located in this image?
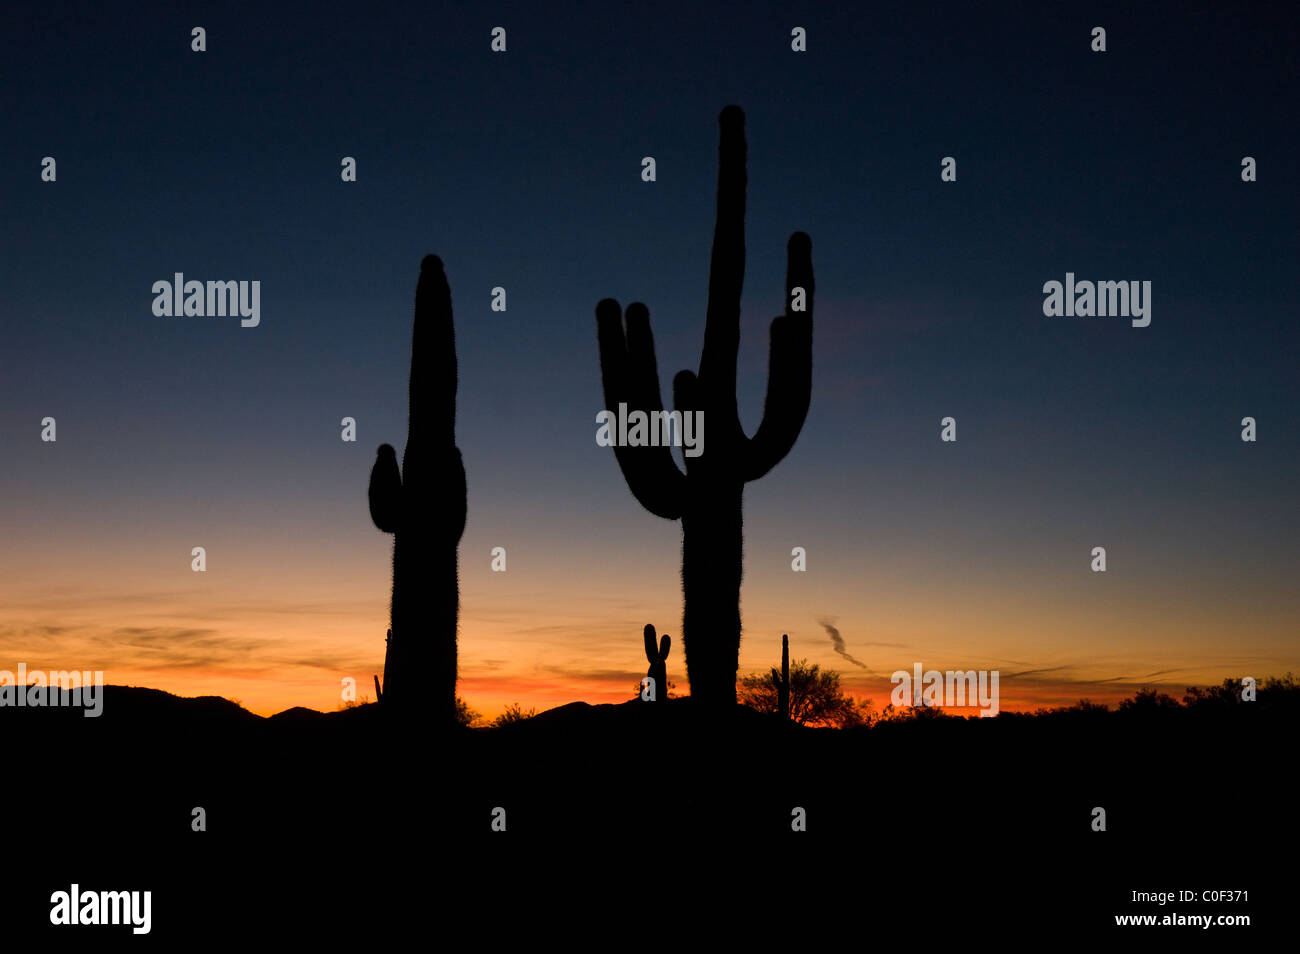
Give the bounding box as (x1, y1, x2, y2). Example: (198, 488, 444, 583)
(1119, 687, 1181, 711)
(455, 697, 483, 728)
(492, 703, 536, 727)
(834, 696, 874, 728)
(1183, 678, 1244, 708)
(1183, 673, 1297, 711)
(739, 658, 867, 727)
(1262, 672, 1299, 699)
(1067, 699, 1109, 712)
(906, 702, 950, 721)
(596, 106, 814, 708)
(874, 700, 952, 722)
(369, 256, 467, 726)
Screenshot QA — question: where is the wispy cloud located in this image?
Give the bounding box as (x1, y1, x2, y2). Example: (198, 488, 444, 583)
(816, 617, 869, 669)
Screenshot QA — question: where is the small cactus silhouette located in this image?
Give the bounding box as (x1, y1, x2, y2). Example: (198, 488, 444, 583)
(777, 633, 790, 720)
(368, 256, 466, 725)
(643, 623, 671, 702)
(596, 105, 814, 706)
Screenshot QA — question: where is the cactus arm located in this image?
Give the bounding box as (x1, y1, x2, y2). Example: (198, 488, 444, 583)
(742, 232, 814, 481)
(368, 444, 403, 532)
(623, 303, 673, 415)
(777, 633, 791, 720)
(596, 298, 687, 519)
(643, 624, 658, 663)
(659, 633, 671, 661)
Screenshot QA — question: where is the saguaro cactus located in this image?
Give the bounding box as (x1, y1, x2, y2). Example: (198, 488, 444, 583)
(596, 105, 814, 707)
(643, 623, 671, 702)
(368, 255, 466, 725)
(778, 634, 790, 720)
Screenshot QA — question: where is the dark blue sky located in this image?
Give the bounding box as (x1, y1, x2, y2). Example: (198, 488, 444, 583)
(2, 1, 1297, 713)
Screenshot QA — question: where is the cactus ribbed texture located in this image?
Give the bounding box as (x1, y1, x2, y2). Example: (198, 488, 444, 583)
(596, 106, 814, 707)
(368, 255, 466, 725)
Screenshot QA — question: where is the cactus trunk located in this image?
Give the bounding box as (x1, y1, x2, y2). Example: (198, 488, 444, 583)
(681, 485, 744, 705)
(778, 633, 790, 720)
(386, 536, 459, 722)
(369, 255, 466, 726)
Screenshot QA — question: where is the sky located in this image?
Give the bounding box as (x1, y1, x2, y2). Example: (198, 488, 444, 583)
(2, 1, 1297, 717)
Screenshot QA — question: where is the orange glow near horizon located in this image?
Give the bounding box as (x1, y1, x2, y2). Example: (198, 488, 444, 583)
(2, 512, 1295, 719)
(1, 580, 1288, 719)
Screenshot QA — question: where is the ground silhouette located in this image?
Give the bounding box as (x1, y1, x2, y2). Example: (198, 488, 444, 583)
(11, 677, 1292, 844)
(10, 678, 1290, 936)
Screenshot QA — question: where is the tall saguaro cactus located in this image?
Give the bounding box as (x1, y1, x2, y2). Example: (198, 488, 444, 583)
(596, 106, 814, 707)
(778, 634, 790, 721)
(643, 623, 671, 702)
(369, 255, 466, 725)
